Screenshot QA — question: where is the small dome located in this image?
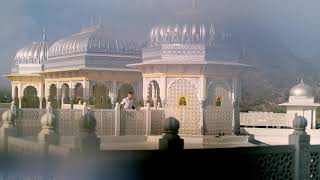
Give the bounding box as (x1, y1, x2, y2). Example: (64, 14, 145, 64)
(14, 41, 50, 65)
(49, 25, 139, 58)
(289, 80, 314, 97)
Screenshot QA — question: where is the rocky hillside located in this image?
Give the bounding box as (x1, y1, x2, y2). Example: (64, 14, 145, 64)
(237, 28, 320, 112)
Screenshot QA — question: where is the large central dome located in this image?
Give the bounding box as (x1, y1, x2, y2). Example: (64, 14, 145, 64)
(148, 23, 215, 47)
(148, 1, 224, 47)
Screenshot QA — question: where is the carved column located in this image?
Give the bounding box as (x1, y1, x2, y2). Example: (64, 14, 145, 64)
(289, 116, 310, 180)
(160, 76, 167, 107)
(232, 77, 240, 135)
(57, 88, 62, 109)
(199, 77, 206, 135)
(109, 81, 117, 108)
(70, 88, 75, 109)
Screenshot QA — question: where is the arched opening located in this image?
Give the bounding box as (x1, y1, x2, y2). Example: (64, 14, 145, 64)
(147, 80, 161, 107)
(117, 83, 135, 104)
(22, 86, 39, 108)
(93, 83, 111, 109)
(74, 83, 84, 104)
(48, 84, 58, 108)
(61, 84, 70, 104)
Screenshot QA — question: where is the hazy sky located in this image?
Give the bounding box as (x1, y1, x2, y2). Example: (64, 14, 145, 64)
(0, 0, 320, 87)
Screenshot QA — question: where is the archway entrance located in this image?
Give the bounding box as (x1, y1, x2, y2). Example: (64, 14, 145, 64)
(147, 80, 161, 107)
(93, 83, 111, 109)
(48, 84, 58, 108)
(22, 86, 39, 108)
(61, 84, 70, 104)
(13, 86, 19, 107)
(74, 83, 84, 104)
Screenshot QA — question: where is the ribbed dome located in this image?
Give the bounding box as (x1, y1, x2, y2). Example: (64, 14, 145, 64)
(148, 23, 216, 47)
(147, 1, 225, 48)
(14, 40, 50, 65)
(49, 25, 139, 58)
(289, 80, 314, 97)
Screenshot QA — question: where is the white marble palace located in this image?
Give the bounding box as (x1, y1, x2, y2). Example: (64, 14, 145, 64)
(5, 2, 253, 136)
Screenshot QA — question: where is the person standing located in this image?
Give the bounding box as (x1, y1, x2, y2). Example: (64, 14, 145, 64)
(120, 91, 135, 109)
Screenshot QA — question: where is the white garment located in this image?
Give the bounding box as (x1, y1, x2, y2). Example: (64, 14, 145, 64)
(120, 97, 134, 109)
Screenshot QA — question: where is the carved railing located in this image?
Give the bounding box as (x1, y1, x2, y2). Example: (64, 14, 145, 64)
(120, 109, 146, 135)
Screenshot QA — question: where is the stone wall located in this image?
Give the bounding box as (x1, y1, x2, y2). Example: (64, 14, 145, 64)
(240, 112, 295, 128)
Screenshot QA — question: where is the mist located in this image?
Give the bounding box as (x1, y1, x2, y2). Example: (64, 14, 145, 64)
(1, 0, 320, 87)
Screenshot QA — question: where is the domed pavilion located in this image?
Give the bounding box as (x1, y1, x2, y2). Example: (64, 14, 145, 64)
(128, 0, 253, 135)
(5, 25, 143, 109)
(279, 80, 320, 129)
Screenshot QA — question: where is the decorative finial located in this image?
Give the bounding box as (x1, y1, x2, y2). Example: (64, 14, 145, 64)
(42, 27, 47, 42)
(90, 16, 93, 26)
(301, 79, 304, 84)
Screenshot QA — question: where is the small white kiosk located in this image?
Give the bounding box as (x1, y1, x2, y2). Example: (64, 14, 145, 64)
(279, 80, 320, 129)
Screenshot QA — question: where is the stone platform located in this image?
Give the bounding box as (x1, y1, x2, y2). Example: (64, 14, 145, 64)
(59, 134, 258, 150)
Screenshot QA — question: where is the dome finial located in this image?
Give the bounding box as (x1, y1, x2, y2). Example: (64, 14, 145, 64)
(42, 27, 47, 42)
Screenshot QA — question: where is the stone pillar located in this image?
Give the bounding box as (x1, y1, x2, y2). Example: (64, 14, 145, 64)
(38, 102, 59, 156)
(18, 96, 22, 109)
(200, 101, 205, 135)
(145, 103, 151, 135)
(83, 80, 90, 100)
(0, 102, 17, 152)
(39, 97, 43, 109)
(110, 81, 117, 108)
(312, 108, 317, 129)
(72, 104, 100, 153)
(289, 116, 310, 180)
(114, 103, 121, 136)
(57, 88, 62, 109)
(70, 88, 75, 109)
(143, 78, 149, 107)
(232, 77, 240, 135)
(159, 117, 184, 151)
(199, 77, 206, 135)
(160, 76, 167, 107)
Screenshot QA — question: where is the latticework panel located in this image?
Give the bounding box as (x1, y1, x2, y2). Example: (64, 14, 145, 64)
(15, 109, 46, 136)
(93, 109, 115, 136)
(120, 110, 146, 135)
(54, 109, 82, 136)
(165, 79, 201, 135)
(204, 80, 233, 135)
(256, 152, 294, 180)
(310, 151, 320, 179)
(204, 109, 233, 135)
(151, 109, 165, 135)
